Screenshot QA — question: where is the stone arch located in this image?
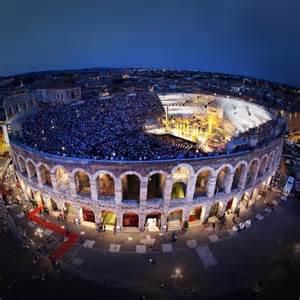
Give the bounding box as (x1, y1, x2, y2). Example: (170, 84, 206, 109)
(82, 207, 96, 223)
(147, 172, 166, 200)
(123, 211, 139, 227)
(208, 202, 224, 218)
(121, 172, 141, 201)
(50, 198, 58, 211)
(189, 206, 204, 223)
(225, 197, 238, 213)
(246, 158, 260, 187)
(38, 163, 52, 187)
(167, 209, 183, 229)
(232, 161, 248, 190)
(94, 171, 115, 199)
(26, 159, 37, 180)
(171, 163, 194, 183)
(26, 186, 33, 199)
(215, 164, 234, 195)
(240, 192, 250, 208)
(145, 210, 162, 231)
(18, 156, 27, 175)
(258, 154, 269, 177)
(73, 169, 91, 197)
(100, 210, 117, 230)
(52, 165, 69, 192)
(194, 167, 215, 198)
(33, 191, 44, 206)
(64, 202, 76, 215)
(171, 182, 187, 199)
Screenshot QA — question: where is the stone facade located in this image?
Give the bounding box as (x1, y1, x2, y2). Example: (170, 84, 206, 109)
(11, 136, 283, 232)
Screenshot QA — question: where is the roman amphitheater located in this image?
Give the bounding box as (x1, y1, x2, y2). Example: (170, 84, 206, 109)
(6, 93, 287, 232)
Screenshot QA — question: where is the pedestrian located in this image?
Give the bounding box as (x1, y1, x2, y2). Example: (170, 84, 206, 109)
(103, 224, 106, 232)
(148, 256, 154, 264)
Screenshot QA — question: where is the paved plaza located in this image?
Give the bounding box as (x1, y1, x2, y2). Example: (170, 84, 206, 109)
(2, 178, 300, 299)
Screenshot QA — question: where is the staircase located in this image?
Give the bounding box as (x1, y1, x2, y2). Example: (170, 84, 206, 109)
(47, 238, 82, 262)
(60, 242, 82, 262)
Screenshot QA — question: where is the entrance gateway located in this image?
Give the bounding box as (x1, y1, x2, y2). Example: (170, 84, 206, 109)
(101, 210, 116, 231)
(145, 213, 161, 232)
(122, 212, 139, 232)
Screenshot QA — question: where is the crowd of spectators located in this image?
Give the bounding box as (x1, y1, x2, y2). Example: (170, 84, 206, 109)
(18, 92, 197, 160)
(235, 112, 287, 150)
(14, 92, 287, 161)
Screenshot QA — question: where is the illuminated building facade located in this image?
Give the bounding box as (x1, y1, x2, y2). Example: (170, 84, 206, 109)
(8, 94, 286, 232)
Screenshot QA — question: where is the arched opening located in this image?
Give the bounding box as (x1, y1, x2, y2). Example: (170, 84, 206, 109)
(39, 164, 52, 187)
(19, 157, 27, 176)
(122, 174, 140, 201)
(189, 206, 203, 224)
(34, 192, 44, 206)
(123, 212, 139, 228)
(55, 167, 69, 192)
(96, 173, 115, 199)
(27, 160, 37, 181)
(258, 156, 268, 178)
(26, 186, 33, 200)
(208, 202, 223, 218)
(74, 171, 91, 197)
(82, 207, 95, 223)
(194, 170, 210, 198)
(246, 160, 259, 187)
(50, 198, 58, 211)
(253, 187, 262, 203)
(232, 163, 247, 190)
(145, 212, 161, 232)
(167, 209, 182, 230)
(215, 166, 231, 194)
(171, 182, 186, 199)
(240, 192, 250, 208)
(225, 197, 238, 213)
(147, 173, 165, 200)
(100, 210, 117, 231)
(64, 202, 76, 219)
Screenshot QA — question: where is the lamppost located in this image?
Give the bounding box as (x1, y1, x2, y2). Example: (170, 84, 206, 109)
(171, 267, 183, 286)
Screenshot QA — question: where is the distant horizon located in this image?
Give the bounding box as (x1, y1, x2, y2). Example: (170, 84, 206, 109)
(1, 65, 299, 89)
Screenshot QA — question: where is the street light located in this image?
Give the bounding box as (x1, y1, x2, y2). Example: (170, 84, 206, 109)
(171, 267, 183, 279)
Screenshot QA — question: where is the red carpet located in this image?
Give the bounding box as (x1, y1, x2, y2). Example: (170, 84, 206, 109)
(28, 206, 79, 259)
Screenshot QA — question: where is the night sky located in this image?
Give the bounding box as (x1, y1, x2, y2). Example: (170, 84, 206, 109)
(1, 0, 300, 86)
